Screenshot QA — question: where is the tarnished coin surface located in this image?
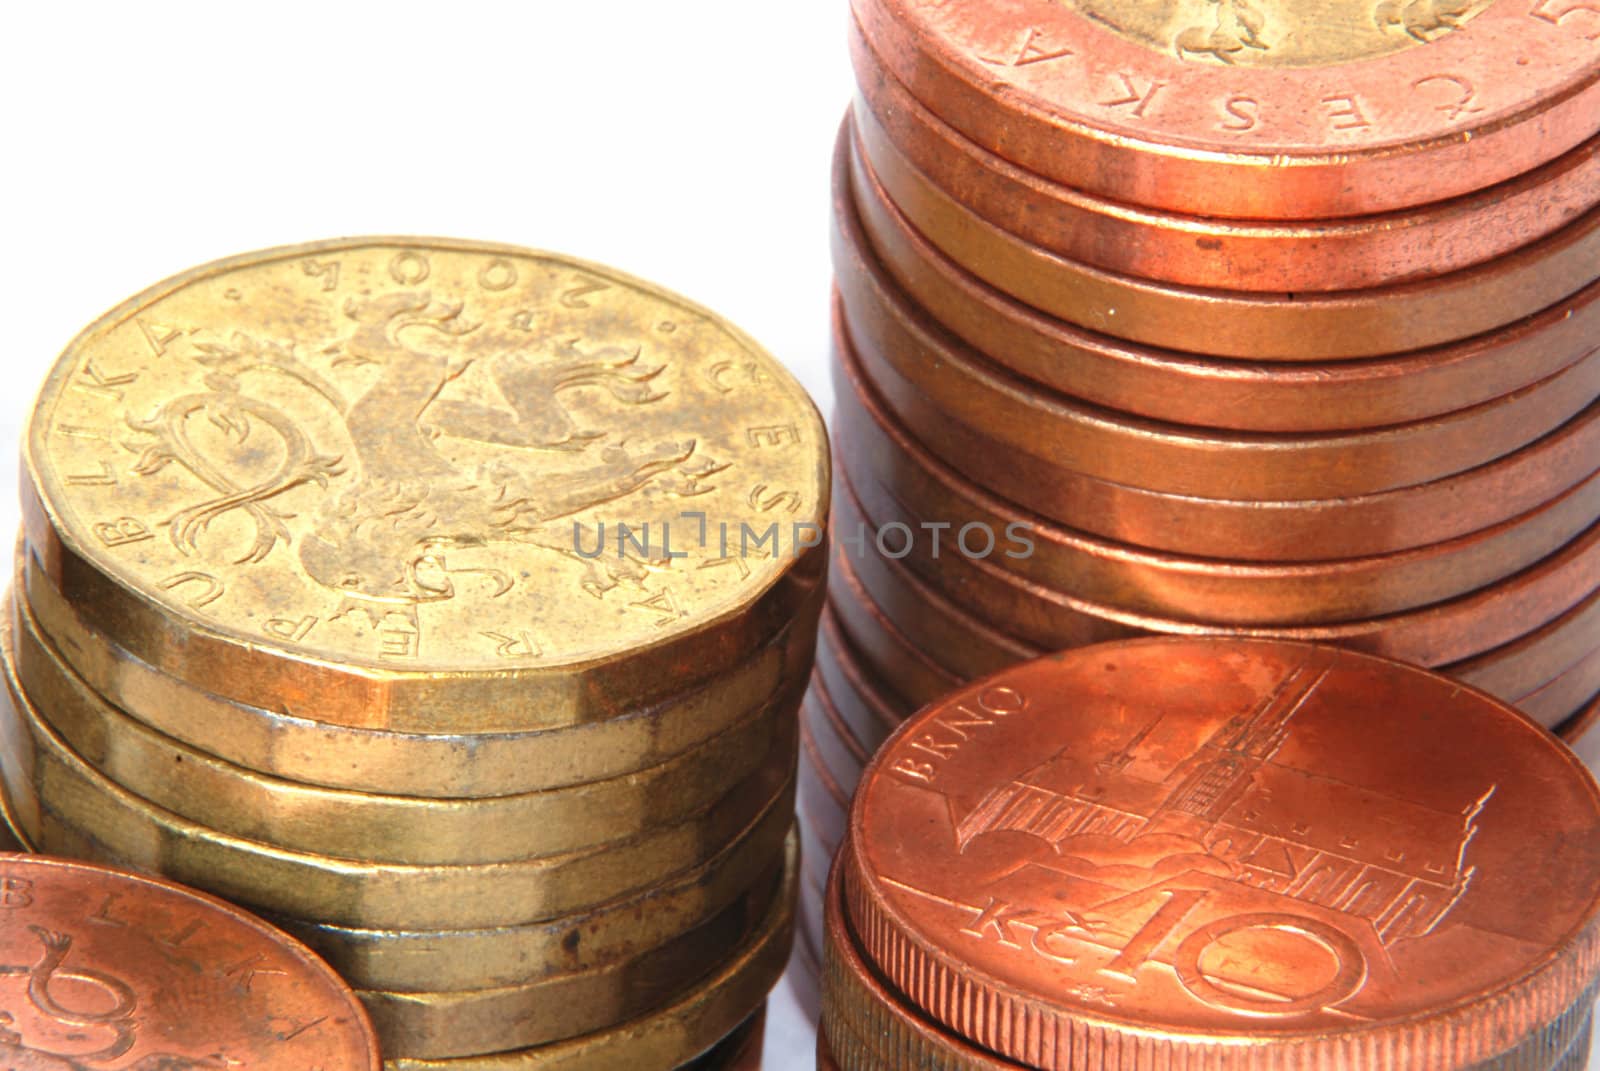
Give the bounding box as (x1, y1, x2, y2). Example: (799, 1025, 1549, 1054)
(846, 639, 1600, 1070)
(23, 237, 827, 733)
(852, 0, 1600, 217)
(0, 854, 379, 1069)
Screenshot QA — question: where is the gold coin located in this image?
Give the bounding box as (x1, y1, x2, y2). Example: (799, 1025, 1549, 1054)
(273, 812, 795, 994)
(23, 237, 829, 734)
(0, 647, 797, 930)
(384, 842, 794, 1071)
(359, 834, 793, 1059)
(21, 548, 819, 797)
(9, 594, 802, 865)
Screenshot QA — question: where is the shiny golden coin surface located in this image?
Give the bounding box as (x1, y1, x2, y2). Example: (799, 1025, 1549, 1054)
(274, 819, 796, 995)
(358, 836, 792, 1059)
(23, 237, 828, 734)
(20, 549, 818, 798)
(846, 639, 1600, 1070)
(9, 593, 801, 865)
(382, 838, 794, 1071)
(0, 855, 381, 1070)
(0, 645, 797, 930)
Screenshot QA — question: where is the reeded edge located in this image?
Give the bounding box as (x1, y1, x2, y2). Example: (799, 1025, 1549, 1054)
(22, 235, 830, 729)
(0, 851, 381, 1069)
(846, 637, 1600, 1071)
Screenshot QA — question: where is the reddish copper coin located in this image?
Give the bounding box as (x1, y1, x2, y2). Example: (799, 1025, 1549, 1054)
(804, 679, 871, 797)
(831, 123, 1600, 434)
(814, 604, 907, 753)
(1446, 584, 1600, 700)
(853, 26, 1600, 292)
(852, 118, 1600, 361)
(827, 536, 962, 710)
(832, 437, 1600, 669)
(1516, 646, 1600, 728)
(846, 639, 1600, 1069)
(1558, 694, 1600, 774)
(831, 309, 1600, 563)
(0, 854, 378, 1068)
(817, 1032, 842, 1071)
(851, 0, 1600, 219)
(836, 315, 1600, 625)
(836, 207, 1600, 501)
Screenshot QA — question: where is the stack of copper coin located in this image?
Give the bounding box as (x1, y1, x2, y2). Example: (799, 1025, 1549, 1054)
(820, 639, 1600, 1070)
(802, 0, 1600, 974)
(0, 237, 829, 1069)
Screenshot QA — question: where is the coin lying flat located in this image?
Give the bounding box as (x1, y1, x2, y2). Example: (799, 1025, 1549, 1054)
(0, 854, 379, 1069)
(20, 548, 819, 798)
(0, 643, 797, 930)
(358, 836, 792, 1059)
(850, 117, 1600, 360)
(383, 832, 795, 1071)
(22, 237, 827, 735)
(845, 639, 1600, 1070)
(851, 0, 1600, 218)
(852, 28, 1600, 292)
(8, 594, 802, 865)
(271, 811, 795, 995)
(830, 125, 1600, 436)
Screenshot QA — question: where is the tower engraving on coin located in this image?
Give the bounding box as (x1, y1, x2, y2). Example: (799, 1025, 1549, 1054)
(26, 240, 825, 674)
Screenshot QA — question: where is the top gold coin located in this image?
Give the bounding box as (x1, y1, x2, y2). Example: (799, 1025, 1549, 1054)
(23, 238, 828, 733)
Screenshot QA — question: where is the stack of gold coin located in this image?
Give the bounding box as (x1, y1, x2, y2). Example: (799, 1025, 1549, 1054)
(821, 639, 1600, 1070)
(801, 0, 1600, 971)
(0, 237, 829, 1068)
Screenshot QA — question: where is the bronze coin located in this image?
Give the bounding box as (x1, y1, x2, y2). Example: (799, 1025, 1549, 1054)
(817, 1030, 842, 1071)
(0, 854, 379, 1068)
(851, 28, 1600, 293)
(836, 209, 1600, 501)
(850, 0, 1600, 219)
(831, 123, 1600, 435)
(846, 639, 1600, 1069)
(830, 286, 1600, 564)
(1516, 647, 1600, 729)
(1444, 584, 1600, 701)
(850, 118, 1600, 361)
(833, 434, 1600, 669)
(835, 316, 1600, 625)
(680, 1009, 767, 1071)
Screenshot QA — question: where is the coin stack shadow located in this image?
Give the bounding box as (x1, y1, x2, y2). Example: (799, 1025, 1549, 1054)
(0, 238, 831, 1069)
(797, 0, 1600, 986)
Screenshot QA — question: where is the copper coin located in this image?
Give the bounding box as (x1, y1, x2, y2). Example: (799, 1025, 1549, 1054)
(851, 0, 1600, 219)
(827, 538, 962, 709)
(853, 25, 1600, 292)
(1516, 646, 1600, 729)
(836, 318, 1600, 625)
(804, 683, 870, 797)
(833, 444, 1600, 670)
(851, 118, 1600, 361)
(817, 1029, 842, 1071)
(831, 321, 1600, 563)
(846, 639, 1600, 1069)
(831, 124, 1600, 435)
(1558, 694, 1600, 772)
(1443, 584, 1600, 701)
(836, 212, 1600, 502)
(0, 854, 378, 1068)
(814, 605, 907, 753)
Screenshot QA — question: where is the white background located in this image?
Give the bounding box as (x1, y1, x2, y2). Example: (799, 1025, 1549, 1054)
(2, 3, 848, 1066)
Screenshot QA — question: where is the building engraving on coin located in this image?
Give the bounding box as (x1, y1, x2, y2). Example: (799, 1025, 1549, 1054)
(26, 240, 825, 674)
(1058, 0, 1489, 67)
(858, 642, 1600, 1034)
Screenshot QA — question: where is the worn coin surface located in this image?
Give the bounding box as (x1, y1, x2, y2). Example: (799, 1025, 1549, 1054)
(0, 854, 379, 1069)
(23, 237, 828, 734)
(382, 837, 794, 1071)
(846, 639, 1600, 1070)
(830, 127, 1600, 435)
(7, 594, 801, 865)
(853, 27, 1600, 292)
(851, 0, 1600, 218)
